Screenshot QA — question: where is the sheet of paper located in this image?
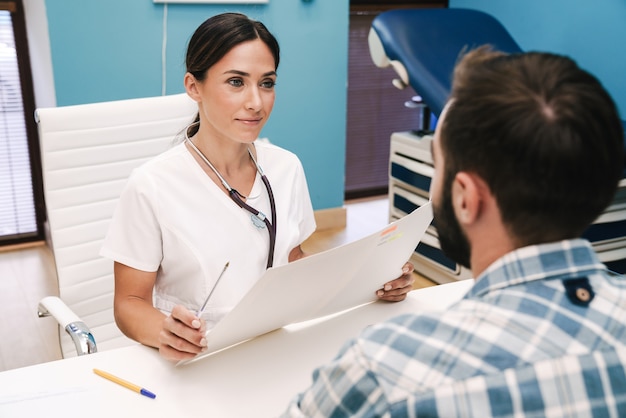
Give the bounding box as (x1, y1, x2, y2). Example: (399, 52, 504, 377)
(178, 202, 433, 366)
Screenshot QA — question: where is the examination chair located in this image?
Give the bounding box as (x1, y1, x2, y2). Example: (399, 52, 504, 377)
(36, 93, 196, 357)
(368, 8, 523, 119)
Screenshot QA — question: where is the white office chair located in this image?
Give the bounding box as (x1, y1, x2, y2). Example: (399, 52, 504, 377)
(35, 93, 197, 358)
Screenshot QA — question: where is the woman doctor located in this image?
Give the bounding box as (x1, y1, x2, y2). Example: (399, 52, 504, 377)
(101, 12, 415, 362)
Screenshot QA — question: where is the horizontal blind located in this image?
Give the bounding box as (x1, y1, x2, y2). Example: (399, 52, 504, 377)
(0, 9, 38, 241)
(345, 12, 423, 198)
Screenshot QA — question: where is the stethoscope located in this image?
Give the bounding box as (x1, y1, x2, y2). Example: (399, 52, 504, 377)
(185, 126, 277, 269)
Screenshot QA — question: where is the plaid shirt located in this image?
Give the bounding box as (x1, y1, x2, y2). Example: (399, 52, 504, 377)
(282, 239, 626, 417)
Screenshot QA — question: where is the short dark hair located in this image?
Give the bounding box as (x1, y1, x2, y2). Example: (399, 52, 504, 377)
(441, 46, 624, 245)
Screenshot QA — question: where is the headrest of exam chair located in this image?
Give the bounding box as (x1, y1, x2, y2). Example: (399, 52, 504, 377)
(369, 8, 523, 117)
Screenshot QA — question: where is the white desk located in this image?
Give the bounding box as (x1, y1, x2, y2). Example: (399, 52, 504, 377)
(0, 280, 473, 417)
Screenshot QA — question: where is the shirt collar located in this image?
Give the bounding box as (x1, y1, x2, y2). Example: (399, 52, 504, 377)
(467, 239, 607, 298)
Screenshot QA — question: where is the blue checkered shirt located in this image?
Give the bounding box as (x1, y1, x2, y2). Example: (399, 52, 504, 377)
(282, 239, 626, 417)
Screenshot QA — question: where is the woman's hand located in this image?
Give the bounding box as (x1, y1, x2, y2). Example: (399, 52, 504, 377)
(376, 261, 415, 302)
(158, 305, 208, 361)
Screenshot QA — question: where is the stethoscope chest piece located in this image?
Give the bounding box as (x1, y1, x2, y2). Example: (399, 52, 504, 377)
(251, 213, 267, 229)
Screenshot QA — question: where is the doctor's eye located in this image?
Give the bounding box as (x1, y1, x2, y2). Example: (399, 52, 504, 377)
(260, 79, 276, 89)
(228, 78, 244, 88)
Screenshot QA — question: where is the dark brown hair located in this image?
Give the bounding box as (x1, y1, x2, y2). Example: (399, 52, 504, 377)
(441, 46, 624, 245)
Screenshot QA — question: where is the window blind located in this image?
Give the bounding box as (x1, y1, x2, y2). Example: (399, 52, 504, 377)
(345, 1, 447, 199)
(0, 9, 39, 243)
(345, 12, 422, 198)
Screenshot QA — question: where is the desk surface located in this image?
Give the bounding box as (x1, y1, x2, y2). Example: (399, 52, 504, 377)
(0, 279, 473, 418)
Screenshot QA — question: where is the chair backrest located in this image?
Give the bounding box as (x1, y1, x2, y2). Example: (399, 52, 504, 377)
(391, 346, 626, 417)
(370, 8, 523, 118)
(36, 93, 197, 357)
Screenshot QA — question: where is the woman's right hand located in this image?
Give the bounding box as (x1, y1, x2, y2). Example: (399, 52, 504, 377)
(158, 305, 208, 361)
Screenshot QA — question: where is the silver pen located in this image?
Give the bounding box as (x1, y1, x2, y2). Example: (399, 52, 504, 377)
(196, 261, 230, 317)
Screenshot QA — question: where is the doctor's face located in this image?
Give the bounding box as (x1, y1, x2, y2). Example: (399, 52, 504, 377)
(430, 104, 472, 269)
(193, 38, 277, 145)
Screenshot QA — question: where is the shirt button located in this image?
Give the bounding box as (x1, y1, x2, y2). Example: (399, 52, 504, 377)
(576, 287, 591, 302)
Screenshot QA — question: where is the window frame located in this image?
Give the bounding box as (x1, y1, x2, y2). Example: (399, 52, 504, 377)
(0, 0, 46, 247)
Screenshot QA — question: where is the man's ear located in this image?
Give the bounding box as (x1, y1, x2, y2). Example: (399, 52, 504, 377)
(184, 72, 201, 102)
(451, 171, 482, 225)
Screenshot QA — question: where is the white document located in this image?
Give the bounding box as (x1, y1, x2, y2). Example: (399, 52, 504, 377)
(178, 202, 433, 366)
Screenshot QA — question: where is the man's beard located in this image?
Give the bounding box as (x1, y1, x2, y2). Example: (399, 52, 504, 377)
(432, 179, 472, 269)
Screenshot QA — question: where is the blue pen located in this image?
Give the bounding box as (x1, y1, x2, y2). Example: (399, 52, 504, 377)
(93, 368, 156, 399)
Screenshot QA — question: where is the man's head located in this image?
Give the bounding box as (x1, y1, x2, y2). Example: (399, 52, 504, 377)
(430, 47, 624, 268)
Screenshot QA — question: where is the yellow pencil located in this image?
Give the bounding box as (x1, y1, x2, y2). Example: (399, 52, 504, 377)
(93, 368, 156, 399)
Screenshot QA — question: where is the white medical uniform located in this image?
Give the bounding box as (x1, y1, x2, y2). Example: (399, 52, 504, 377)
(100, 140, 316, 329)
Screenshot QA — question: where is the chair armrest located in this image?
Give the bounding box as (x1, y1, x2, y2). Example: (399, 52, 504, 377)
(37, 296, 98, 356)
